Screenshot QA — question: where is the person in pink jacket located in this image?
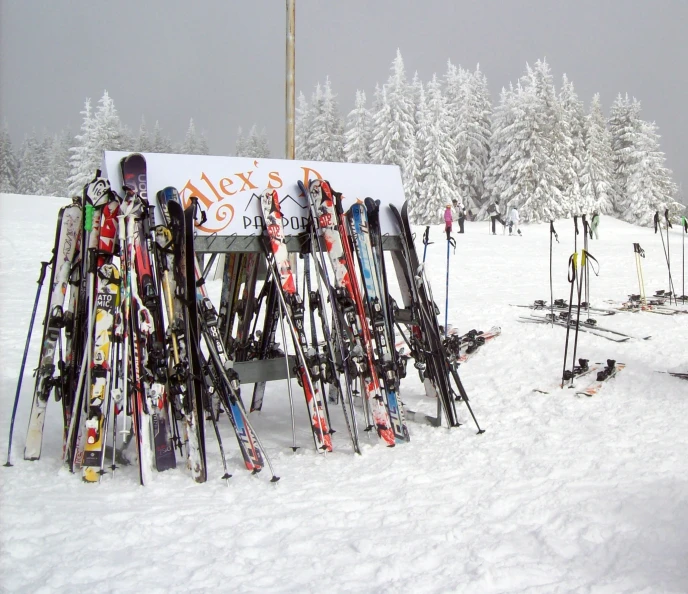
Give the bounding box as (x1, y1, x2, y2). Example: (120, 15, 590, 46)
(444, 203, 453, 239)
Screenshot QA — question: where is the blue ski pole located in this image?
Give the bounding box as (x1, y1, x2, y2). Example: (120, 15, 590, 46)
(445, 234, 456, 338)
(5, 260, 50, 467)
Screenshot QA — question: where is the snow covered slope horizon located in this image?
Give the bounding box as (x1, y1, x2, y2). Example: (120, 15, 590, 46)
(1, 193, 686, 593)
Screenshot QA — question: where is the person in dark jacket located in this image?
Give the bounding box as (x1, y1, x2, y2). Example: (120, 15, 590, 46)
(454, 200, 466, 233)
(487, 199, 506, 234)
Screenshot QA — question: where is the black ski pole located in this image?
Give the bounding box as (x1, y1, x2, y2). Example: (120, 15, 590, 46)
(569, 249, 598, 388)
(655, 211, 677, 304)
(444, 235, 456, 337)
(681, 217, 688, 303)
(633, 243, 647, 305)
(561, 252, 577, 388)
(561, 216, 581, 386)
(664, 209, 676, 305)
(569, 250, 586, 387)
(449, 366, 484, 434)
(549, 221, 559, 324)
(422, 226, 431, 263)
(5, 260, 50, 467)
(582, 215, 591, 315)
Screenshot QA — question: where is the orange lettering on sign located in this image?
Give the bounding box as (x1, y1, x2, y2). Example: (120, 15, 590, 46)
(267, 171, 283, 189)
(219, 177, 236, 196)
(181, 179, 213, 209)
(301, 167, 323, 187)
(201, 172, 224, 202)
(236, 171, 257, 191)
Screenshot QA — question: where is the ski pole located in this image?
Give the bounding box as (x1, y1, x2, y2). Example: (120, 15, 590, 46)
(444, 235, 456, 338)
(655, 211, 676, 303)
(422, 226, 431, 262)
(560, 216, 580, 387)
(277, 296, 298, 452)
(633, 243, 646, 305)
(5, 261, 50, 467)
(448, 365, 484, 434)
(582, 215, 591, 315)
(561, 252, 577, 388)
(664, 209, 676, 305)
(681, 217, 688, 303)
(549, 221, 559, 324)
(569, 250, 599, 386)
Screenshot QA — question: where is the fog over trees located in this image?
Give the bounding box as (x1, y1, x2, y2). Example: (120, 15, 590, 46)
(4, 51, 683, 226)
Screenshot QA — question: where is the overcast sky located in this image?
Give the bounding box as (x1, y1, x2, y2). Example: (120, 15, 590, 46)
(1, 0, 687, 197)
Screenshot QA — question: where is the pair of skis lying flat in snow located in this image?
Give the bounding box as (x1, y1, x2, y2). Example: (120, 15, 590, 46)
(511, 299, 617, 316)
(610, 294, 687, 315)
(517, 312, 650, 342)
(534, 359, 625, 396)
(656, 371, 688, 381)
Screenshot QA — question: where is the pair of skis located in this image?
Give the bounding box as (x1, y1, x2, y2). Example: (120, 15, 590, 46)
(442, 326, 502, 363)
(518, 313, 650, 342)
(574, 360, 626, 397)
(534, 359, 625, 396)
(511, 299, 617, 316)
(614, 296, 686, 315)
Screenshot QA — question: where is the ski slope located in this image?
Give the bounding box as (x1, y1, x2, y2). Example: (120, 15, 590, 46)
(1, 193, 686, 593)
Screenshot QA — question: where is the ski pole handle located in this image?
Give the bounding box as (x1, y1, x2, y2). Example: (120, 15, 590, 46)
(38, 261, 49, 285)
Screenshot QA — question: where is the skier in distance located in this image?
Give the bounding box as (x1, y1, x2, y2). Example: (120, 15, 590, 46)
(444, 203, 453, 240)
(591, 210, 600, 239)
(488, 199, 507, 235)
(454, 200, 466, 234)
(508, 205, 521, 236)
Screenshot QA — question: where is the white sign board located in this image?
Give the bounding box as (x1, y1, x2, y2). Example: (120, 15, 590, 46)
(102, 152, 407, 236)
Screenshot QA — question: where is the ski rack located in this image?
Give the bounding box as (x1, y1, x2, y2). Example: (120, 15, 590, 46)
(194, 232, 446, 426)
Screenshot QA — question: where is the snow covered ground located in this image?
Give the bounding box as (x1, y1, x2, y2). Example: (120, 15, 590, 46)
(1, 193, 686, 593)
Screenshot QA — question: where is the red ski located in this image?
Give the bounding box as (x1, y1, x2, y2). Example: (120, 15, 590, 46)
(259, 190, 332, 452)
(309, 180, 395, 446)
